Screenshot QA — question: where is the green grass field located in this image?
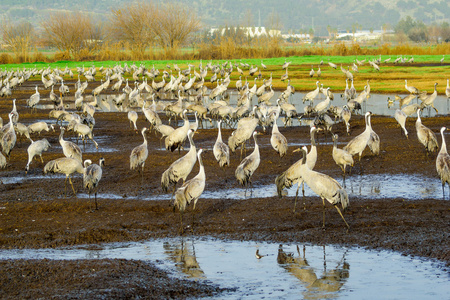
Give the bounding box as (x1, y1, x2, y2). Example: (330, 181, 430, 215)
(1, 55, 448, 93)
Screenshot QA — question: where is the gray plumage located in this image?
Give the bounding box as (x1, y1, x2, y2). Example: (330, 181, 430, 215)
(165, 110, 190, 152)
(161, 130, 197, 193)
(416, 108, 438, 153)
(26, 85, 40, 112)
(174, 149, 205, 217)
(28, 121, 54, 136)
(1, 113, 17, 158)
(0, 151, 5, 169)
(228, 106, 259, 155)
(25, 138, 51, 173)
(367, 113, 380, 155)
(44, 157, 89, 196)
(332, 134, 354, 178)
(270, 112, 288, 158)
(59, 127, 82, 163)
(296, 146, 350, 229)
(344, 111, 372, 161)
(213, 120, 230, 167)
(436, 127, 450, 198)
(128, 110, 138, 132)
(235, 131, 260, 193)
(130, 127, 149, 174)
(394, 109, 408, 138)
(84, 157, 105, 210)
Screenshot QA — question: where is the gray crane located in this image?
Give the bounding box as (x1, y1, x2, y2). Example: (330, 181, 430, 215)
(25, 138, 51, 174)
(44, 157, 91, 196)
(161, 129, 197, 196)
(174, 149, 206, 232)
(394, 109, 408, 138)
(436, 127, 450, 198)
(59, 127, 82, 163)
(165, 110, 190, 153)
(84, 157, 105, 210)
(213, 120, 230, 167)
(235, 131, 261, 196)
(295, 146, 350, 229)
(343, 111, 372, 170)
(270, 112, 288, 158)
(415, 108, 438, 154)
(27, 85, 40, 113)
(1, 113, 17, 159)
(130, 127, 149, 178)
(332, 134, 354, 180)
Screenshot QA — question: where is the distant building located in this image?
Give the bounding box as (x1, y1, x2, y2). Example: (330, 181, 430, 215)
(209, 26, 281, 38)
(334, 29, 394, 41)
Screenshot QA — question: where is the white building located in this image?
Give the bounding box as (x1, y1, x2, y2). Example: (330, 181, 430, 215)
(209, 26, 281, 38)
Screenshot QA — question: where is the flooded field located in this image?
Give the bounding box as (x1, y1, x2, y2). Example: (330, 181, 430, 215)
(0, 237, 448, 299)
(0, 77, 449, 298)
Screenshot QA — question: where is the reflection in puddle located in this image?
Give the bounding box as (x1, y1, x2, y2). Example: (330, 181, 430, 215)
(0, 237, 447, 299)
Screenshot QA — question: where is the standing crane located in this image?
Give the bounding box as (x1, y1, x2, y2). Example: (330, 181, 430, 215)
(25, 138, 51, 174)
(415, 108, 438, 154)
(235, 131, 261, 196)
(161, 129, 197, 196)
(174, 149, 206, 233)
(59, 127, 83, 163)
(332, 134, 354, 180)
(294, 146, 350, 229)
(130, 127, 149, 179)
(367, 112, 380, 155)
(343, 112, 372, 170)
(394, 109, 408, 138)
(84, 157, 105, 210)
(1, 113, 17, 159)
(27, 86, 40, 113)
(436, 127, 450, 198)
(44, 157, 91, 196)
(127, 110, 138, 133)
(270, 111, 288, 158)
(213, 120, 230, 168)
(165, 109, 190, 153)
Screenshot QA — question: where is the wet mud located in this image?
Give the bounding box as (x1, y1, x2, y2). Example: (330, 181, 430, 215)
(0, 78, 449, 298)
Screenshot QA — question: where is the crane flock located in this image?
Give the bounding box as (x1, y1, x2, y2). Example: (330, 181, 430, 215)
(0, 57, 449, 231)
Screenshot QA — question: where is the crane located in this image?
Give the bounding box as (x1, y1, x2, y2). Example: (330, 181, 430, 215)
(235, 131, 261, 196)
(213, 120, 230, 167)
(416, 108, 438, 154)
(130, 127, 149, 179)
(436, 127, 450, 198)
(161, 129, 197, 196)
(25, 138, 51, 174)
(44, 157, 91, 196)
(174, 149, 206, 233)
(332, 134, 354, 180)
(394, 109, 408, 138)
(294, 146, 350, 229)
(84, 157, 105, 210)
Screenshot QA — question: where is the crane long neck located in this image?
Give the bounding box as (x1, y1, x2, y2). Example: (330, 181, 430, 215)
(440, 130, 447, 154)
(310, 129, 316, 147)
(217, 122, 223, 143)
(142, 130, 147, 144)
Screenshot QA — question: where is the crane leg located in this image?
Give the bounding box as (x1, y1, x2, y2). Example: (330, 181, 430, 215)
(335, 206, 350, 229)
(69, 176, 76, 196)
(95, 192, 98, 210)
(302, 182, 306, 210)
(322, 197, 326, 229)
(293, 184, 301, 213)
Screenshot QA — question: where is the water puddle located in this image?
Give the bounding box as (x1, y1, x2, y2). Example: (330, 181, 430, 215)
(0, 237, 447, 299)
(74, 173, 444, 201)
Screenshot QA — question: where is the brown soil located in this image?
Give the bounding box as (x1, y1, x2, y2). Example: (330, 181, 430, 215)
(0, 78, 449, 299)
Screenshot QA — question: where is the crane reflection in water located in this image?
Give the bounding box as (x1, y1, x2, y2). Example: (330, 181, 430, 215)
(277, 244, 349, 299)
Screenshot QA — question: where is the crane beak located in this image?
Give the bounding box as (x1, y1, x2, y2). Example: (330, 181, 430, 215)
(293, 148, 301, 153)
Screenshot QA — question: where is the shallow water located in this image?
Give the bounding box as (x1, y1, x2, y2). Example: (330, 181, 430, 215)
(74, 173, 445, 201)
(0, 237, 447, 299)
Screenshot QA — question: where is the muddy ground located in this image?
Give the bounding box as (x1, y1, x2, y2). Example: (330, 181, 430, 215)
(0, 78, 449, 299)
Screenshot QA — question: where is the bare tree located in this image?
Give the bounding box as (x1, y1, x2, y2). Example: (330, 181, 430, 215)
(151, 2, 201, 53)
(108, 1, 155, 56)
(1, 19, 35, 62)
(42, 12, 97, 59)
